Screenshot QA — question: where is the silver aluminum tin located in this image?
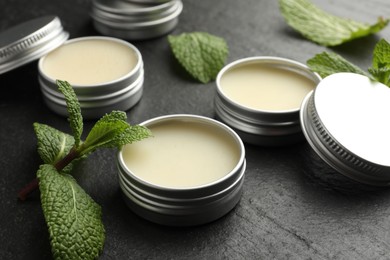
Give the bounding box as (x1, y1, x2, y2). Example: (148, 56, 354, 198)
(38, 36, 143, 95)
(91, 0, 182, 40)
(38, 36, 144, 119)
(117, 114, 246, 226)
(93, 0, 177, 16)
(123, 0, 171, 4)
(41, 73, 144, 119)
(0, 15, 69, 74)
(92, 2, 179, 23)
(300, 73, 390, 187)
(215, 56, 321, 146)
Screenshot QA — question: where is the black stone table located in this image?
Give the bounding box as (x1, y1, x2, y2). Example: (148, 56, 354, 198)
(1, 0, 390, 259)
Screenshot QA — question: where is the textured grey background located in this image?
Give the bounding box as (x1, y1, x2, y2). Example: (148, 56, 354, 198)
(1, 0, 390, 259)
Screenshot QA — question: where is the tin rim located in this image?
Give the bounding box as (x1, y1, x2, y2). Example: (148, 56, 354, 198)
(93, 0, 178, 16)
(40, 68, 144, 101)
(0, 16, 69, 75)
(91, 1, 183, 30)
(118, 114, 246, 191)
(42, 75, 143, 108)
(216, 56, 321, 115)
(38, 36, 143, 88)
(92, 1, 179, 23)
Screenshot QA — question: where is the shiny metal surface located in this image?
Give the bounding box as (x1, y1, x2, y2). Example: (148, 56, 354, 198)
(300, 73, 390, 186)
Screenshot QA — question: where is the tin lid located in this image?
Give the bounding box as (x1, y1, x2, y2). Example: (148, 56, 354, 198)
(300, 72, 390, 186)
(0, 15, 69, 74)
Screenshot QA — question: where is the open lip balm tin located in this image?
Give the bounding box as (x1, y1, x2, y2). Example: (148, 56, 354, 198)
(38, 36, 144, 119)
(215, 57, 321, 146)
(117, 114, 246, 226)
(300, 72, 390, 190)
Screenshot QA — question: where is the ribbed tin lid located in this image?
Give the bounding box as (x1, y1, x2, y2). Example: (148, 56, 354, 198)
(300, 72, 390, 186)
(0, 15, 69, 74)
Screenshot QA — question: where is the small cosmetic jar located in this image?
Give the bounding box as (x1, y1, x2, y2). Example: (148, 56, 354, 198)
(91, 0, 183, 40)
(38, 36, 144, 119)
(215, 56, 321, 146)
(117, 114, 246, 226)
(300, 72, 390, 191)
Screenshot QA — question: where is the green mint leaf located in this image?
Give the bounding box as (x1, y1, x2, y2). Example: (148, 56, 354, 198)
(37, 164, 105, 260)
(368, 39, 390, 86)
(34, 123, 75, 165)
(368, 67, 390, 86)
(279, 0, 389, 46)
(307, 52, 371, 79)
(80, 111, 150, 155)
(168, 32, 229, 83)
(57, 80, 83, 148)
(372, 39, 390, 68)
(110, 125, 152, 147)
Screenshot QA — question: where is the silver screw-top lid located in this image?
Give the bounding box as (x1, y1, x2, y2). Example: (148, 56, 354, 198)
(300, 72, 390, 186)
(0, 15, 69, 74)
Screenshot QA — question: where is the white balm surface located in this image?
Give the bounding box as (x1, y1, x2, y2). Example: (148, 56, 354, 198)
(42, 38, 138, 85)
(122, 120, 240, 188)
(220, 63, 316, 111)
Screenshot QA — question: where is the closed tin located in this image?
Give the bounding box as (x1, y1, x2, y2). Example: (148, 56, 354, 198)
(300, 73, 390, 191)
(91, 0, 183, 40)
(38, 36, 144, 119)
(215, 56, 321, 146)
(117, 114, 246, 226)
(0, 15, 68, 75)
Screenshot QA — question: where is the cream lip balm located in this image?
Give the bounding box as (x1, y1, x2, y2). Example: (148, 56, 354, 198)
(41, 37, 139, 85)
(215, 56, 321, 146)
(121, 117, 240, 188)
(219, 63, 315, 111)
(117, 114, 246, 226)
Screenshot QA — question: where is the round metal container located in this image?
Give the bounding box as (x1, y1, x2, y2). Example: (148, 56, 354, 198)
(117, 114, 246, 226)
(38, 36, 144, 119)
(300, 72, 390, 190)
(41, 71, 144, 119)
(91, 0, 183, 40)
(215, 56, 321, 146)
(0, 15, 68, 75)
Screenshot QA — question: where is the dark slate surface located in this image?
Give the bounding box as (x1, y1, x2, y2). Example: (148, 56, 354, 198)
(1, 0, 390, 259)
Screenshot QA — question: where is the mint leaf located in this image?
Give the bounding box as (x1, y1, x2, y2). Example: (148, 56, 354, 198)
(371, 39, 390, 68)
(34, 123, 75, 165)
(307, 52, 372, 79)
(37, 164, 105, 260)
(279, 0, 389, 46)
(80, 111, 151, 155)
(368, 39, 390, 86)
(111, 124, 152, 147)
(168, 32, 229, 83)
(57, 80, 83, 148)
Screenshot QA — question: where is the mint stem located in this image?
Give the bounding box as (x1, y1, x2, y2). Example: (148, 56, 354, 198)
(18, 147, 80, 201)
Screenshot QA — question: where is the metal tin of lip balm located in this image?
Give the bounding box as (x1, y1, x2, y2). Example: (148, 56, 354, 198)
(300, 72, 390, 191)
(0, 15, 68, 75)
(215, 56, 321, 146)
(117, 114, 246, 226)
(91, 0, 183, 40)
(38, 36, 144, 119)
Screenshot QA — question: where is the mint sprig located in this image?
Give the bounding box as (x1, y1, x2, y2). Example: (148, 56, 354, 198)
(19, 80, 151, 259)
(279, 0, 389, 46)
(307, 39, 390, 87)
(168, 32, 229, 83)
